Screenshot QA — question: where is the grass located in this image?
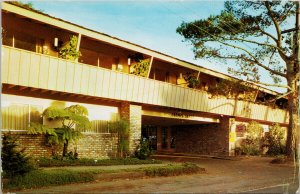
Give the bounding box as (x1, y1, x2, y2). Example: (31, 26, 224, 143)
(4, 162, 204, 191)
(144, 162, 205, 177)
(37, 157, 162, 167)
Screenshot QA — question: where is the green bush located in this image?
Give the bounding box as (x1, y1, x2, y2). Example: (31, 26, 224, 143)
(239, 121, 263, 156)
(265, 123, 286, 156)
(37, 157, 161, 167)
(144, 163, 203, 177)
(4, 169, 94, 190)
(135, 139, 152, 160)
(2, 133, 36, 178)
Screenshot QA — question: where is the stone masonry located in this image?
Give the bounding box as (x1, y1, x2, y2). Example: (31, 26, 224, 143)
(175, 116, 232, 156)
(120, 102, 142, 153)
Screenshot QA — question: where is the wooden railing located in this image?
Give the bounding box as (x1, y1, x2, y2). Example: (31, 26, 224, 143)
(1, 46, 288, 123)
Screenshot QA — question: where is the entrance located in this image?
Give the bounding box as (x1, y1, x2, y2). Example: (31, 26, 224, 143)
(142, 125, 177, 153)
(141, 125, 157, 150)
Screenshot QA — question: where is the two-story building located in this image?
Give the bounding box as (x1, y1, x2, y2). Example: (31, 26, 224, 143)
(1, 2, 289, 158)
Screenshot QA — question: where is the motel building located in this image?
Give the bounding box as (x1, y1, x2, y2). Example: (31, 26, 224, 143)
(1, 2, 289, 158)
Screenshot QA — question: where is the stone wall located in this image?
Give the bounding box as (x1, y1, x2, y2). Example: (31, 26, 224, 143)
(175, 117, 231, 156)
(3, 131, 118, 159)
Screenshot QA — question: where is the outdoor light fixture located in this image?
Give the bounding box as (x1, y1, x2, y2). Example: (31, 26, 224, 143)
(128, 57, 131, 66)
(54, 37, 58, 47)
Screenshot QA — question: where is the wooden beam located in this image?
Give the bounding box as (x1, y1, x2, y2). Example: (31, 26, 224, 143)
(196, 71, 200, 80)
(147, 56, 154, 78)
(50, 91, 59, 95)
(30, 88, 39, 92)
(19, 86, 28, 91)
(41, 89, 49, 93)
(8, 84, 16, 89)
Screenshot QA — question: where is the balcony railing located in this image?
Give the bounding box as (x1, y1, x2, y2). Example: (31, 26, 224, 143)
(1, 46, 288, 123)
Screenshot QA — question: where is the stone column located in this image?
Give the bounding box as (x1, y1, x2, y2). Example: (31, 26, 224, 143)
(156, 127, 162, 151)
(119, 102, 142, 154)
(219, 116, 235, 156)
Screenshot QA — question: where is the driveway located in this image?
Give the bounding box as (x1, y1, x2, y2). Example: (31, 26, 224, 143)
(18, 156, 299, 193)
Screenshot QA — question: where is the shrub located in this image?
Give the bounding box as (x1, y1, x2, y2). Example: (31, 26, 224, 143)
(266, 123, 286, 156)
(4, 169, 94, 190)
(36, 157, 161, 167)
(144, 162, 204, 177)
(2, 133, 36, 178)
(239, 121, 263, 156)
(135, 138, 152, 160)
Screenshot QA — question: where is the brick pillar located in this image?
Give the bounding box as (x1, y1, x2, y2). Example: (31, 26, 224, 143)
(119, 102, 142, 154)
(219, 116, 235, 156)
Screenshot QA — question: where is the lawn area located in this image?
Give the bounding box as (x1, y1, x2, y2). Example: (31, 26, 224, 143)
(4, 162, 204, 191)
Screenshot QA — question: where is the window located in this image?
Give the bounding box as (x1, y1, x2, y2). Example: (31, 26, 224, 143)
(2, 104, 43, 130)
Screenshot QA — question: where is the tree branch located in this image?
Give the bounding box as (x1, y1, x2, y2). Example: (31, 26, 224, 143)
(249, 81, 292, 90)
(216, 40, 287, 77)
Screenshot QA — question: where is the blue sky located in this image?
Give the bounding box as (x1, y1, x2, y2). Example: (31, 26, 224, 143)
(29, 1, 286, 92)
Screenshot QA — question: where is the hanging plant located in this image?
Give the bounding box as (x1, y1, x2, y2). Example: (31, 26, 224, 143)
(184, 72, 200, 88)
(131, 58, 151, 77)
(59, 35, 81, 61)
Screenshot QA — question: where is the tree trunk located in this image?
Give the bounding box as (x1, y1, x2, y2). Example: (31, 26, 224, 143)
(63, 140, 69, 157)
(286, 77, 298, 160)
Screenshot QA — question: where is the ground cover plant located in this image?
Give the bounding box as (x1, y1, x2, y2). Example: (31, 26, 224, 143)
(3, 162, 204, 191)
(144, 162, 204, 177)
(37, 157, 162, 167)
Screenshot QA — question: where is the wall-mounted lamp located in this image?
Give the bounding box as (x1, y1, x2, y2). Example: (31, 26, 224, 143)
(54, 37, 59, 47)
(128, 58, 131, 66)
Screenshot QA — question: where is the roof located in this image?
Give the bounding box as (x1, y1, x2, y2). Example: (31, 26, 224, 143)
(2, 1, 281, 96)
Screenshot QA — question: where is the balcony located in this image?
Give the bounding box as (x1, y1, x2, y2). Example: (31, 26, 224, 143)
(1, 46, 288, 123)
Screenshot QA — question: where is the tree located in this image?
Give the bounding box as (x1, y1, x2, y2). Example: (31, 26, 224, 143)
(109, 119, 130, 158)
(28, 104, 91, 157)
(177, 1, 299, 159)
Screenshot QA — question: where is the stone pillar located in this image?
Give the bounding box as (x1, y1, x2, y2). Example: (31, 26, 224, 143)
(157, 127, 162, 151)
(119, 102, 142, 154)
(219, 116, 235, 156)
(167, 127, 172, 150)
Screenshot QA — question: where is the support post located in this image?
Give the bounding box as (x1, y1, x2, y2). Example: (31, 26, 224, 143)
(75, 33, 82, 62)
(147, 56, 154, 78)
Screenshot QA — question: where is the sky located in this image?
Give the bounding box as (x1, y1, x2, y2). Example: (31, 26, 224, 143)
(28, 1, 287, 93)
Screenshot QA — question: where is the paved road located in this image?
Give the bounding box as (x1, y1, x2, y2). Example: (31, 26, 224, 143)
(18, 157, 299, 193)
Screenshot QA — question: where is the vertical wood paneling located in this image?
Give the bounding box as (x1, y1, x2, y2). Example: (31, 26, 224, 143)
(48, 58, 58, 90)
(87, 68, 97, 96)
(137, 78, 144, 103)
(165, 84, 172, 107)
(28, 53, 40, 88)
(108, 71, 117, 98)
(102, 69, 111, 98)
(38, 56, 50, 89)
(57, 61, 68, 92)
(142, 78, 150, 103)
(132, 76, 140, 102)
(80, 65, 90, 95)
(147, 80, 155, 104)
(2, 47, 10, 83)
(2, 46, 289, 124)
(73, 63, 82, 94)
(18, 52, 30, 86)
(65, 62, 75, 93)
(171, 86, 179, 108)
(126, 75, 135, 101)
(120, 74, 129, 100)
(114, 72, 123, 100)
(95, 69, 104, 97)
(8, 49, 21, 85)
